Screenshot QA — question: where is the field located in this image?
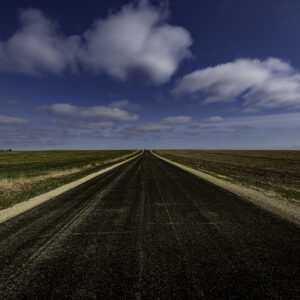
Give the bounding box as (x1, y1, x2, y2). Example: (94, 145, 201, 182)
(155, 150, 300, 201)
(0, 150, 138, 209)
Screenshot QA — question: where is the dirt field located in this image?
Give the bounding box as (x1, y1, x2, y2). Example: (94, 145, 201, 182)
(155, 150, 300, 201)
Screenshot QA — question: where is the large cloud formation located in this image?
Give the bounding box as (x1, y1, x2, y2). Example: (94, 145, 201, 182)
(173, 58, 300, 110)
(0, 1, 192, 83)
(0, 9, 80, 76)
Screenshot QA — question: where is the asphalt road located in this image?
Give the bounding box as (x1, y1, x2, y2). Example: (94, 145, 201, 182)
(0, 151, 299, 299)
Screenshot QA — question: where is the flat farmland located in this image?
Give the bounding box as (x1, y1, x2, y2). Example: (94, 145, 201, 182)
(0, 150, 138, 209)
(155, 150, 300, 201)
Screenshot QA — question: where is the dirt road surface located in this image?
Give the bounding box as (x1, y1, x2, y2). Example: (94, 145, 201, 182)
(0, 151, 299, 299)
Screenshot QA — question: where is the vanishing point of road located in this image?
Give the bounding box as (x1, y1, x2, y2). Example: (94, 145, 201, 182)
(0, 151, 299, 299)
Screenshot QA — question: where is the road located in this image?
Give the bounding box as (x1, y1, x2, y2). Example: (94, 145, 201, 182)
(0, 151, 299, 299)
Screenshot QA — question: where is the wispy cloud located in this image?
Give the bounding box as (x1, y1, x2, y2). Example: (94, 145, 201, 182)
(109, 100, 130, 108)
(4, 99, 19, 106)
(109, 100, 139, 111)
(160, 116, 192, 125)
(0, 114, 29, 125)
(173, 57, 300, 110)
(0, 127, 66, 147)
(123, 115, 192, 135)
(1, 112, 299, 148)
(201, 116, 224, 123)
(46, 119, 115, 129)
(130, 123, 172, 132)
(36, 103, 139, 122)
(0, 123, 117, 148)
(0, 1, 192, 83)
(183, 112, 300, 136)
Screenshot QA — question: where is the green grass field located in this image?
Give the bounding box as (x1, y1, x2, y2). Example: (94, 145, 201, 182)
(0, 150, 138, 209)
(155, 150, 300, 201)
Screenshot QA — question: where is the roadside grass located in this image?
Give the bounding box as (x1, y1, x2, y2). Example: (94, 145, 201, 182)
(227, 176, 300, 202)
(0, 150, 139, 209)
(154, 150, 300, 202)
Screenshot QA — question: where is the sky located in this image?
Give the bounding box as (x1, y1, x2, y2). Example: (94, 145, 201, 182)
(1, 0, 300, 150)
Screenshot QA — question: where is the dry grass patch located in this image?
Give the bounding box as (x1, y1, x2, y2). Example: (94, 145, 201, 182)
(0, 150, 139, 209)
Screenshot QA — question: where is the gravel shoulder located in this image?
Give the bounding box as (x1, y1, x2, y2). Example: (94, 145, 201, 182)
(0, 151, 142, 224)
(152, 151, 300, 226)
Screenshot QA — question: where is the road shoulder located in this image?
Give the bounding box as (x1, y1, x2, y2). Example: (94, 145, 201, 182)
(0, 151, 142, 224)
(151, 151, 299, 227)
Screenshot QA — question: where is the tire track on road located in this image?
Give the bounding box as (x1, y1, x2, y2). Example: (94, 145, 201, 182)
(151, 157, 206, 299)
(0, 157, 142, 298)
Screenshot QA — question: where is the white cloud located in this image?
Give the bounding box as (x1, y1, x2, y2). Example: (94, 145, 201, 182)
(132, 123, 172, 132)
(109, 100, 130, 108)
(82, 0, 192, 83)
(109, 100, 140, 111)
(0, 2, 192, 83)
(0, 114, 29, 125)
(124, 115, 192, 134)
(0, 9, 81, 76)
(37, 103, 139, 121)
(0, 127, 74, 148)
(47, 119, 115, 129)
(223, 112, 300, 130)
(72, 122, 115, 130)
(173, 57, 300, 110)
(183, 112, 300, 137)
(201, 116, 224, 123)
(160, 116, 192, 125)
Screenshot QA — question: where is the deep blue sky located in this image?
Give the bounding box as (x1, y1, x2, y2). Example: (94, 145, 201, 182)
(1, 0, 300, 149)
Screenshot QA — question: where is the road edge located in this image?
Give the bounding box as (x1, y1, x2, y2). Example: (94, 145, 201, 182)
(0, 151, 143, 224)
(151, 150, 299, 227)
